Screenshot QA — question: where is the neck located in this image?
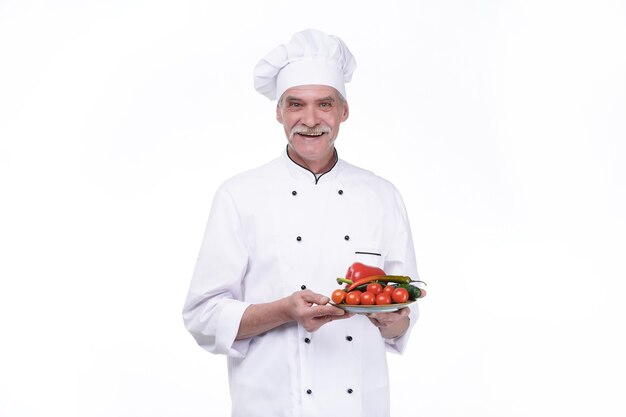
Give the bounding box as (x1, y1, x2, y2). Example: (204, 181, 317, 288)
(287, 146, 337, 174)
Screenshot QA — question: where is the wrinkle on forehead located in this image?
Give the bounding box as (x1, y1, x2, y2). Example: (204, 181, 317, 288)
(278, 85, 345, 106)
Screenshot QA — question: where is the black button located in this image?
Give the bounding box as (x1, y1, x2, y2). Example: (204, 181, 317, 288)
(296, 236, 302, 241)
(347, 388, 353, 394)
(301, 285, 306, 290)
(306, 389, 312, 395)
(344, 235, 350, 241)
(292, 190, 297, 196)
(304, 337, 311, 344)
(338, 189, 344, 195)
(346, 335, 353, 341)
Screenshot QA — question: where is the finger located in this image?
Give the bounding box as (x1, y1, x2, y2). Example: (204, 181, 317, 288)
(308, 314, 338, 331)
(319, 305, 347, 316)
(300, 290, 330, 305)
(310, 304, 346, 318)
(312, 315, 335, 330)
(330, 312, 354, 321)
(323, 311, 354, 323)
(369, 308, 408, 320)
(367, 313, 381, 326)
(368, 316, 382, 327)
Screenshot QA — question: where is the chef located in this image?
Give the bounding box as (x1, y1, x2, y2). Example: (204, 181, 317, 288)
(183, 29, 421, 417)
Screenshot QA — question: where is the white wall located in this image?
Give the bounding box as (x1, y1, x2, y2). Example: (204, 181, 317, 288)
(1, 1, 625, 416)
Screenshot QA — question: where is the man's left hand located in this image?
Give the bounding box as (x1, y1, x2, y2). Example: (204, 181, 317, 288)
(367, 307, 410, 339)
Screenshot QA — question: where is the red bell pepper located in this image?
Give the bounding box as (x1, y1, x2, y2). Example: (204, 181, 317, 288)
(345, 262, 385, 281)
(336, 262, 425, 294)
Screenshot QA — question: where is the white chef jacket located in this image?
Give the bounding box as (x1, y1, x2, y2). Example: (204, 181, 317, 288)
(183, 149, 420, 417)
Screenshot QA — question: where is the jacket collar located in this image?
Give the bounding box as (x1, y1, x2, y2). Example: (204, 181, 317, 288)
(283, 146, 341, 184)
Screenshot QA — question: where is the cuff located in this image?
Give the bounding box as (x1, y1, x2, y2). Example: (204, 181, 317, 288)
(215, 299, 253, 358)
(385, 304, 419, 355)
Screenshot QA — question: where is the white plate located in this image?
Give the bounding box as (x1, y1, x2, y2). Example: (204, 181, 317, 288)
(331, 301, 414, 314)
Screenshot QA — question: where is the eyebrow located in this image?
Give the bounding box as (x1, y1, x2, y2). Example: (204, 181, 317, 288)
(284, 96, 336, 103)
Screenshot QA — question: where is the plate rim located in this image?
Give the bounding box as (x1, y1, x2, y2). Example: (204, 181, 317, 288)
(330, 300, 415, 313)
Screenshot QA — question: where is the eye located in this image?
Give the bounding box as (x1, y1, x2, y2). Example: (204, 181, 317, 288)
(288, 102, 301, 108)
(319, 102, 332, 109)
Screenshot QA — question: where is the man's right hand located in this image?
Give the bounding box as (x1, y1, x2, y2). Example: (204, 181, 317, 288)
(284, 289, 353, 333)
(236, 289, 353, 340)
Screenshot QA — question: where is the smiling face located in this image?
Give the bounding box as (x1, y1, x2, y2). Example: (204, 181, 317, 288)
(276, 85, 349, 173)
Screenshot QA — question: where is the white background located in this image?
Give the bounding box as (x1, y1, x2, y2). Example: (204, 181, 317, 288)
(1, 1, 625, 416)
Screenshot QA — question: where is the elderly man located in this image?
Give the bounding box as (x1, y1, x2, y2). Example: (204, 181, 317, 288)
(183, 29, 421, 417)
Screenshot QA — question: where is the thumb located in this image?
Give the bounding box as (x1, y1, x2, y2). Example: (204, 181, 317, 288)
(301, 290, 329, 305)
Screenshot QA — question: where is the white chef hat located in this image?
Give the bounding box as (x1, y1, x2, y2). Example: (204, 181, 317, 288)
(253, 29, 357, 101)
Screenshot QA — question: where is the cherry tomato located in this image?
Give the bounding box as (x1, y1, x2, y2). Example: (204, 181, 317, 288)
(360, 291, 376, 305)
(331, 289, 346, 304)
(382, 285, 395, 295)
(345, 290, 362, 305)
(366, 283, 383, 295)
(375, 293, 392, 305)
(391, 287, 410, 303)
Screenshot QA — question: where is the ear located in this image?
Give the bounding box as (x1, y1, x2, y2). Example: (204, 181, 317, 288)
(341, 101, 349, 122)
(276, 104, 283, 124)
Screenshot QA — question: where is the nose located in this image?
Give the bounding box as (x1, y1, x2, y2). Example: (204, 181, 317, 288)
(300, 106, 318, 127)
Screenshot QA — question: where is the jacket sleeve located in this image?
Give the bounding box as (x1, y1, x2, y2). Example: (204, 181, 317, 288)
(182, 186, 253, 358)
(382, 186, 421, 355)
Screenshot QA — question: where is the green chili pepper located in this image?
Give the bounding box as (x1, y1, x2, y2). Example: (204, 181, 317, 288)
(345, 275, 415, 292)
(397, 283, 422, 300)
(336, 277, 353, 286)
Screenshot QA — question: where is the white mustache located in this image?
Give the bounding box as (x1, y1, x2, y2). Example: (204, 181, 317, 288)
(291, 126, 331, 136)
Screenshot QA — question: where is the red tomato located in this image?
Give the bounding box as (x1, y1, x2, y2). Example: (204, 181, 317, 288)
(345, 290, 362, 305)
(331, 289, 346, 304)
(360, 291, 376, 305)
(366, 283, 383, 295)
(391, 287, 410, 303)
(382, 285, 395, 295)
(375, 293, 392, 305)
